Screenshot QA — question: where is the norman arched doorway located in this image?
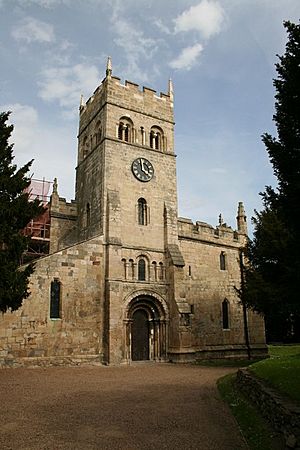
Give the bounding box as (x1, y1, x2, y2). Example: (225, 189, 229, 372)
(124, 294, 168, 363)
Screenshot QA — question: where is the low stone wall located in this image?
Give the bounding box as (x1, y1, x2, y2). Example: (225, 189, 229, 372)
(236, 368, 300, 449)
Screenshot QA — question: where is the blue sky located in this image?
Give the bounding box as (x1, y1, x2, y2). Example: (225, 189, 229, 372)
(0, 0, 299, 232)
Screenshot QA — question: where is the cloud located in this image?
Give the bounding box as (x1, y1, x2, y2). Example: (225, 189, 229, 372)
(174, 0, 225, 39)
(12, 0, 70, 7)
(11, 17, 55, 44)
(0, 102, 76, 200)
(38, 63, 100, 116)
(110, 4, 161, 83)
(170, 43, 203, 70)
(154, 19, 172, 35)
(1, 104, 39, 154)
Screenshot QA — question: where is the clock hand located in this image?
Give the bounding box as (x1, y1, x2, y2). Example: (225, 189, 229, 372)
(140, 158, 149, 175)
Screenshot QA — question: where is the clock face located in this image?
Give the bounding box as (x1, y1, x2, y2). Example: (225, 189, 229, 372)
(132, 158, 154, 182)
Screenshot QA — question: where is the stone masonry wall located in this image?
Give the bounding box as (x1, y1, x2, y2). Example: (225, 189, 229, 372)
(177, 219, 267, 358)
(0, 236, 105, 367)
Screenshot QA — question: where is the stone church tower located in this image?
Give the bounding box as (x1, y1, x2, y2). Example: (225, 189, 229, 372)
(0, 59, 267, 366)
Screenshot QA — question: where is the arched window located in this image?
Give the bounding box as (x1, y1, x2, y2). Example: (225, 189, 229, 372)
(138, 258, 146, 281)
(138, 198, 148, 225)
(220, 251, 226, 270)
(152, 261, 157, 281)
(117, 118, 133, 143)
(222, 299, 230, 329)
(150, 126, 164, 150)
(86, 203, 91, 228)
(159, 262, 164, 280)
(129, 259, 134, 280)
(140, 126, 145, 145)
(50, 279, 61, 319)
(121, 258, 127, 279)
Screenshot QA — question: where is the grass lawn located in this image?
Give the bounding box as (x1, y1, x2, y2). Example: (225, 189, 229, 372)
(218, 373, 284, 450)
(249, 344, 300, 403)
(217, 345, 300, 449)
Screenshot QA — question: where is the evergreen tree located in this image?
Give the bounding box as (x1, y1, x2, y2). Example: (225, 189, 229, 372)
(0, 111, 44, 313)
(242, 21, 300, 341)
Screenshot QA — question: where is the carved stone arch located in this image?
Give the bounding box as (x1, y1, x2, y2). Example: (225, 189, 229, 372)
(123, 289, 169, 320)
(123, 290, 169, 363)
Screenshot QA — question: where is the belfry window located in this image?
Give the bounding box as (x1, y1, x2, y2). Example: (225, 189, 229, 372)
(118, 122, 130, 141)
(222, 299, 230, 329)
(117, 118, 133, 143)
(138, 258, 146, 281)
(138, 198, 148, 225)
(220, 251, 226, 270)
(50, 279, 61, 319)
(150, 127, 163, 150)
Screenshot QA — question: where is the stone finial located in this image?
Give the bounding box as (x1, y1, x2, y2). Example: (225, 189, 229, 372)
(53, 177, 58, 195)
(168, 78, 174, 102)
(237, 201, 248, 235)
(79, 94, 84, 109)
(106, 56, 112, 77)
(218, 213, 223, 226)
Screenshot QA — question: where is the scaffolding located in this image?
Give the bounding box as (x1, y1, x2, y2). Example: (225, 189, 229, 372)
(22, 178, 52, 263)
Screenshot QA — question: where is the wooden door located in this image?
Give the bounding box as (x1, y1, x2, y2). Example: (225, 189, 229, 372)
(131, 309, 149, 361)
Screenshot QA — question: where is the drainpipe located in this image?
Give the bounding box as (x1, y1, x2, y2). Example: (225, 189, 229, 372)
(239, 249, 251, 360)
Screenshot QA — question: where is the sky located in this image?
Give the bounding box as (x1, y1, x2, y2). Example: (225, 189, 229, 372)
(0, 0, 299, 233)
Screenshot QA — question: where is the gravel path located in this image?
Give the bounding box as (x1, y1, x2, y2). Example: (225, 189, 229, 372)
(0, 364, 247, 450)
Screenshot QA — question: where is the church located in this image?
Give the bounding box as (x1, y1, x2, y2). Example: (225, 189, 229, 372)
(0, 59, 267, 366)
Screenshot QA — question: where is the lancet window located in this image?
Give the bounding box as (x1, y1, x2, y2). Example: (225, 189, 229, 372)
(50, 279, 61, 319)
(138, 198, 148, 225)
(220, 251, 226, 270)
(222, 299, 230, 329)
(138, 258, 146, 281)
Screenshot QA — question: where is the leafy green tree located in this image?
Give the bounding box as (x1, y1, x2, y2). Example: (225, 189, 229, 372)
(242, 21, 300, 341)
(0, 111, 44, 313)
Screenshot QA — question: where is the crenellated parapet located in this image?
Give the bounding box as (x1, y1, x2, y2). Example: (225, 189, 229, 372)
(178, 217, 244, 247)
(79, 75, 174, 126)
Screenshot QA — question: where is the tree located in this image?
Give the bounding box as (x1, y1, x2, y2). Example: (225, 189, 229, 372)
(0, 111, 44, 313)
(242, 21, 300, 341)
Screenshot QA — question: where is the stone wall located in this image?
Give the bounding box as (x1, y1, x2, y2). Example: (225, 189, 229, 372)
(0, 236, 105, 367)
(237, 369, 300, 449)
(176, 218, 267, 359)
(49, 193, 78, 253)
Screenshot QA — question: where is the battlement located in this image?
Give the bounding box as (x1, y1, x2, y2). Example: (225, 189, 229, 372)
(79, 61, 174, 134)
(55, 197, 77, 218)
(178, 217, 243, 247)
